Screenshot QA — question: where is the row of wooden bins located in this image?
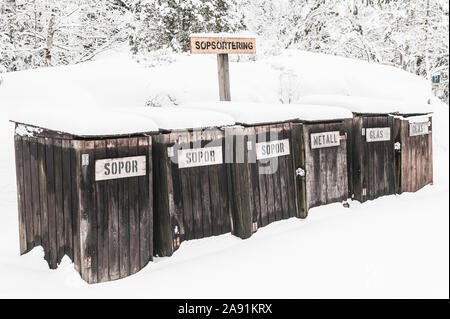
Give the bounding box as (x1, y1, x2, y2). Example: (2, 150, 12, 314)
(12, 101, 433, 283)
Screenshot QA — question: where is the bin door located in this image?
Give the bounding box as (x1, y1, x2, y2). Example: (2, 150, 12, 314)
(291, 123, 307, 218)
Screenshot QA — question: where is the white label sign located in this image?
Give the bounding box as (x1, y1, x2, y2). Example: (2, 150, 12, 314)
(409, 122, 429, 136)
(178, 146, 223, 168)
(310, 131, 341, 149)
(95, 155, 146, 181)
(256, 139, 290, 160)
(366, 127, 391, 142)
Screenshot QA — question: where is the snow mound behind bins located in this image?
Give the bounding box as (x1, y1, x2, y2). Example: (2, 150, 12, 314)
(179, 101, 353, 125)
(9, 107, 159, 137)
(125, 107, 235, 130)
(299, 95, 434, 115)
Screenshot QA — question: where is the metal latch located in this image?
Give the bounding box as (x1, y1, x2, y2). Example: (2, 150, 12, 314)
(81, 154, 89, 166)
(252, 222, 258, 233)
(167, 146, 174, 157)
(296, 167, 306, 177)
(394, 142, 401, 151)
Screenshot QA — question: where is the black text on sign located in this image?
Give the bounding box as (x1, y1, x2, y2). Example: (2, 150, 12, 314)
(409, 122, 429, 136)
(178, 146, 223, 168)
(366, 127, 391, 142)
(256, 139, 290, 160)
(95, 156, 146, 181)
(310, 131, 341, 149)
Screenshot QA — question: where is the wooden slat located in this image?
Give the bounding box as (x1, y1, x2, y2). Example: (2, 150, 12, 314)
(70, 142, 80, 272)
(29, 139, 41, 246)
(127, 138, 140, 275)
(45, 138, 57, 269)
(290, 123, 306, 218)
(53, 139, 65, 264)
(22, 137, 34, 251)
(106, 139, 120, 280)
(94, 139, 109, 282)
(117, 138, 130, 278)
(138, 137, 152, 266)
(14, 135, 27, 254)
(61, 140, 72, 259)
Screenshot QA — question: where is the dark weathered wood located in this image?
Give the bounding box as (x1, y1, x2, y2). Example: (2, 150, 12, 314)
(14, 135, 27, 254)
(291, 123, 306, 218)
(45, 138, 57, 269)
(199, 139, 212, 238)
(117, 138, 130, 278)
(127, 138, 140, 275)
(29, 139, 41, 246)
(217, 53, 231, 101)
(94, 139, 109, 282)
(22, 137, 34, 250)
(138, 137, 152, 266)
(70, 142, 80, 272)
(53, 139, 65, 264)
(78, 140, 98, 284)
(106, 139, 120, 280)
(61, 140, 72, 259)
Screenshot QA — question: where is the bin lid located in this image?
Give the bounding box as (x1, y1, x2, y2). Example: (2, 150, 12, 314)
(299, 95, 434, 115)
(178, 101, 353, 125)
(125, 106, 235, 130)
(10, 107, 160, 137)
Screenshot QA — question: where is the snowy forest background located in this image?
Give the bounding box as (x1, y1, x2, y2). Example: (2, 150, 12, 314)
(0, 0, 448, 103)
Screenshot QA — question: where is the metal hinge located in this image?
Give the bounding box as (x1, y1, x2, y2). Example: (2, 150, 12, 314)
(362, 188, 367, 196)
(81, 154, 89, 166)
(296, 167, 306, 177)
(362, 128, 366, 136)
(83, 256, 91, 268)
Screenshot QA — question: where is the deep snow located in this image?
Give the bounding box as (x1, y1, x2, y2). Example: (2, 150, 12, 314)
(0, 49, 448, 298)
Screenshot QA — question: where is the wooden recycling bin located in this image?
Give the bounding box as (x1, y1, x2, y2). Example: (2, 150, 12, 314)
(348, 113, 396, 202)
(152, 129, 232, 257)
(179, 102, 353, 239)
(393, 113, 433, 193)
(12, 114, 157, 284)
(225, 123, 298, 239)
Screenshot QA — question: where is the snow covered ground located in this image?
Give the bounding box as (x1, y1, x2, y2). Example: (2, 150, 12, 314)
(0, 49, 448, 298)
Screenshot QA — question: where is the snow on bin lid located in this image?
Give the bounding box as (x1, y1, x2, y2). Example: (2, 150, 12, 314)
(179, 101, 353, 125)
(9, 107, 159, 137)
(299, 95, 434, 115)
(125, 106, 236, 130)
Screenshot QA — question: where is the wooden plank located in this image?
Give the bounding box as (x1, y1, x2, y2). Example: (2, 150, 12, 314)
(277, 125, 290, 220)
(290, 123, 306, 218)
(106, 139, 120, 280)
(61, 140, 73, 259)
(208, 130, 222, 236)
(271, 125, 283, 221)
(220, 130, 232, 234)
(190, 36, 256, 54)
(45, 138, 57, 269)
(199, 142, 212, 238)
(53, 139, 65, 264)
(29, 139, 41, 247)
(127, 138, 140, 275)
(152, 135, 172, 257)
(138, 137, 152, 266)
(77, 140, 98, 283)
(70, 142, 80, 272)
(255, 129, 269, 225)
(169, 133, 186, 242)
(117, 138, 130, 278)
(14, 135, 27, 254)
(22, 137, 34, 250)
(386, 116, 396, 195)
(94, 139, 109, 282)
(246, 128, 261, 226)
(217, 54, 231, 101)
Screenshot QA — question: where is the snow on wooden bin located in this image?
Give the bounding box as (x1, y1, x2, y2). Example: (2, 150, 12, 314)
(11, 108, 158, 284)
(180, 102, 352, 238)
(393, 112, 433, 194)
(125, 108, 236, 257)
(300, 95, 415, 203)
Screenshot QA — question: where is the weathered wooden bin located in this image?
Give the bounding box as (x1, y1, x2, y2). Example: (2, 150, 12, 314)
(393, 113, 433, 193)
(300, 95, 420, 203)
(12, 109, 158, 283)
(126, 108, 236, 257)
(180, 102, 352, 238)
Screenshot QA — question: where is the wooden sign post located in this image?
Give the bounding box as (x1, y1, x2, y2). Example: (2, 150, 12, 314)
(189, 34, 256, 101)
